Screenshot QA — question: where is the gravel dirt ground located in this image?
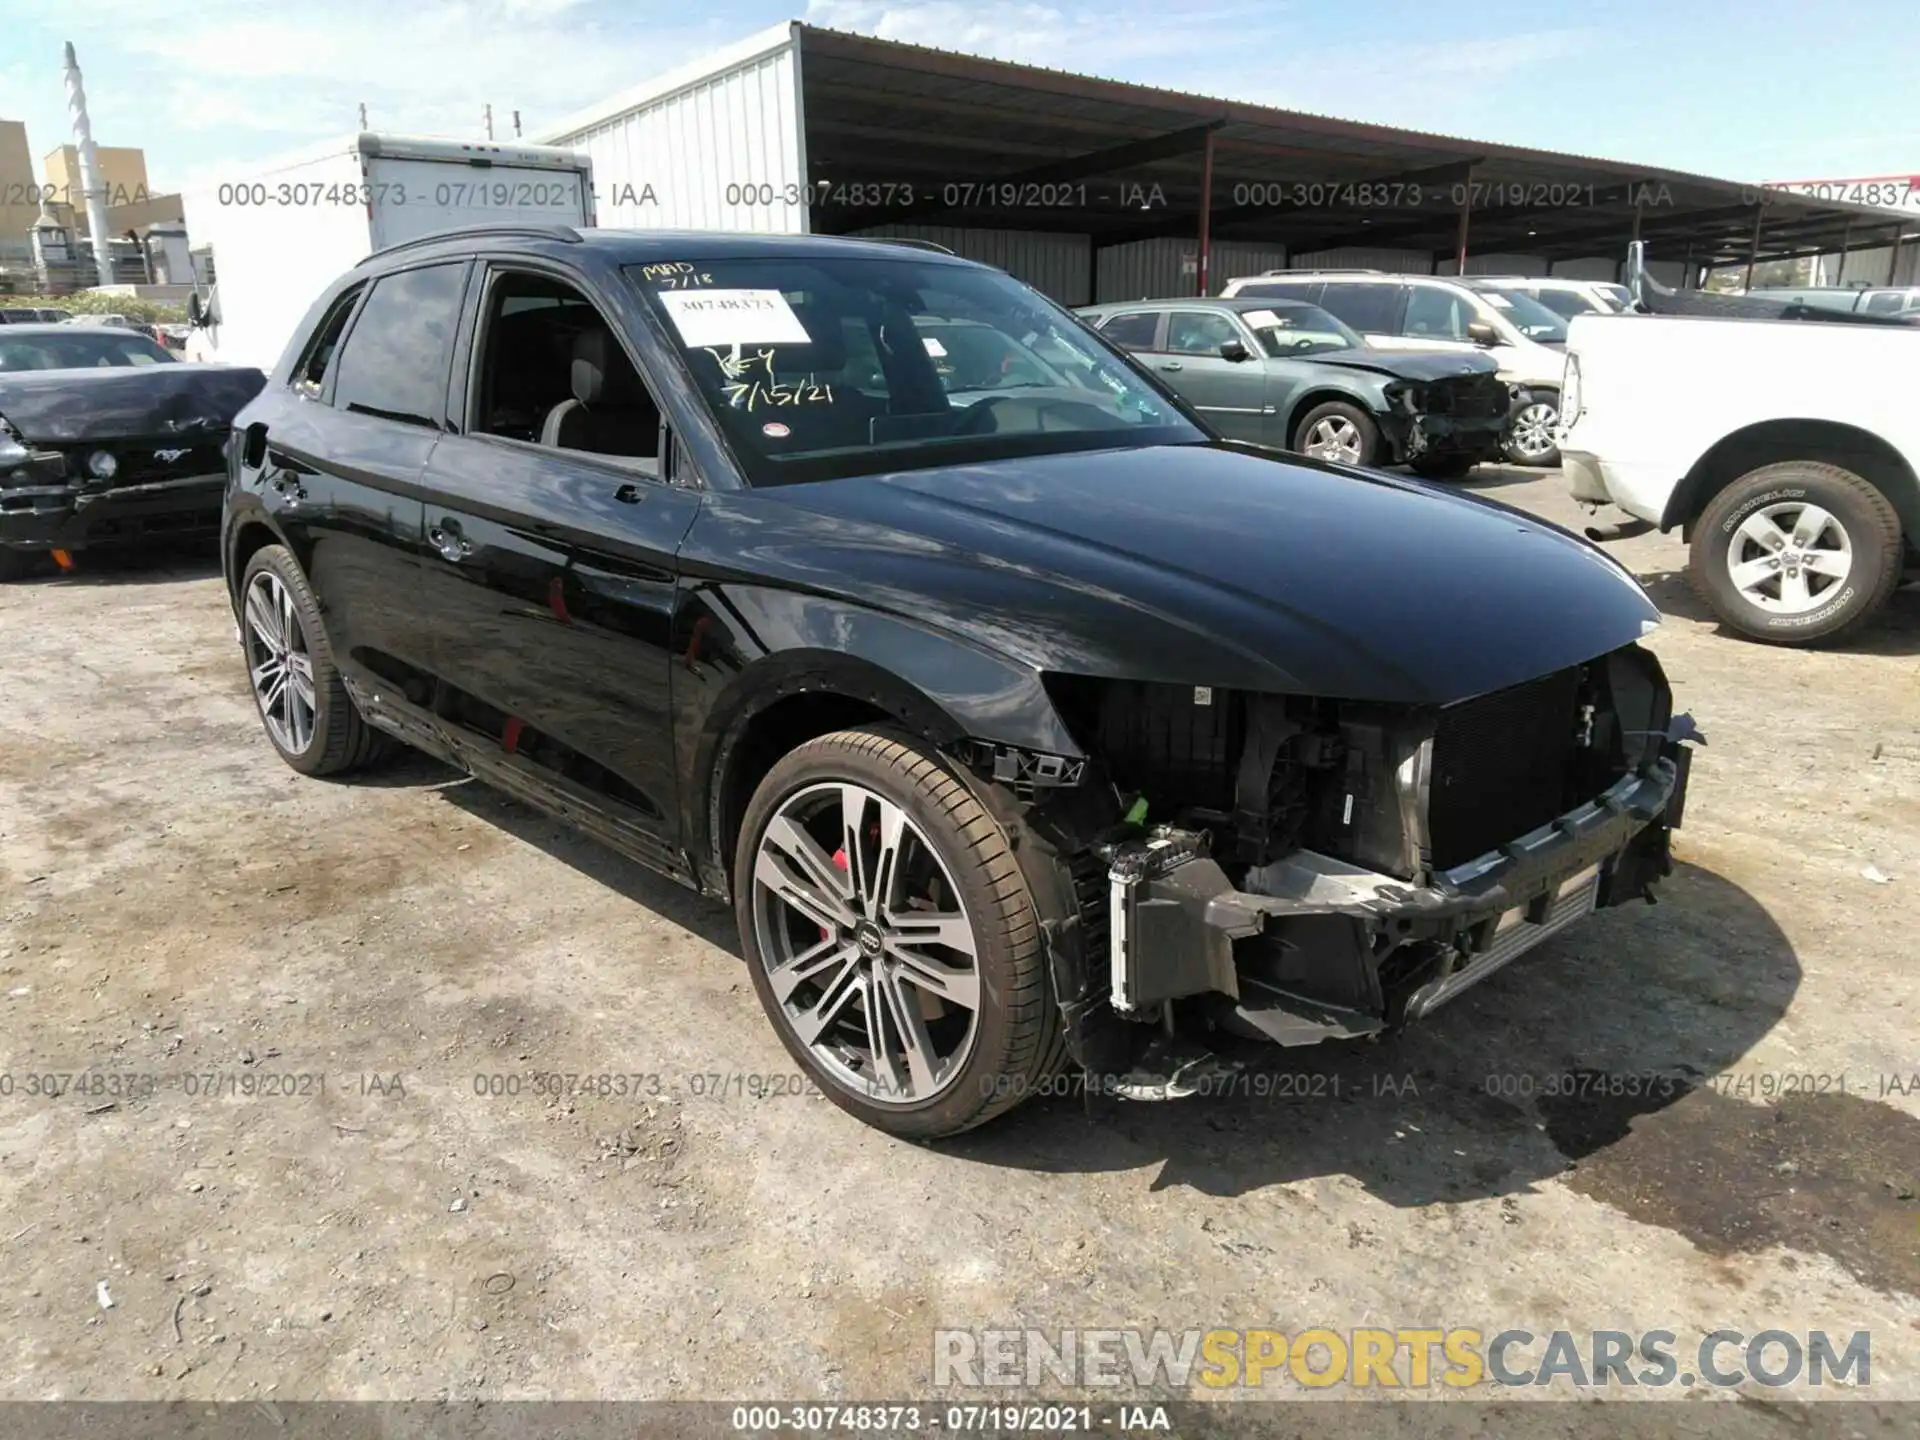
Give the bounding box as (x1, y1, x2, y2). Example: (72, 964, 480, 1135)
(1, 466, 1916, 1420)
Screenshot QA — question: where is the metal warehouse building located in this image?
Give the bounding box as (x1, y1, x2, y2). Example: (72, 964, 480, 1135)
(538, 21, 1919, 306)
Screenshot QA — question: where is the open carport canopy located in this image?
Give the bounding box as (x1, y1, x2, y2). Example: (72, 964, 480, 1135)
(794, 25, 1910, 278)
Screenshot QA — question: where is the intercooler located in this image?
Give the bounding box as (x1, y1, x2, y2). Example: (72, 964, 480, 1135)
(1425, 666, 1582, 871)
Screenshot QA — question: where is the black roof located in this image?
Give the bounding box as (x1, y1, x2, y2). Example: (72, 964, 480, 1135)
(790, 24, 1913, 271)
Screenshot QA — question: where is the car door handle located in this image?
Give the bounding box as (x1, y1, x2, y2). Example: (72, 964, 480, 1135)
(614, 483, 643, 505)
(428, 518, 472, 562)
(1155, 360, 1183, 372)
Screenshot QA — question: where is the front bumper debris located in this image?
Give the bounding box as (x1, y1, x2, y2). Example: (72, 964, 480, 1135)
(1101, 738, 1692, 1045)
(0, 465, 225, 552)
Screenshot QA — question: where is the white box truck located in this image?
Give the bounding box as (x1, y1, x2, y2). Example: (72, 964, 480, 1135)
(182, 132, 596, 370)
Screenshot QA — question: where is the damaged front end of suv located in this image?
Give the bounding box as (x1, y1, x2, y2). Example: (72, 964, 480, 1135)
(963, 645, 1699, 1089)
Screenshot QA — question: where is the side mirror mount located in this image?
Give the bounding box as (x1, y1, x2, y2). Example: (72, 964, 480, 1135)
(1466, 319, 1500, 347)
(1218, 338, 1251, 362)
(187, 293, 205, 328)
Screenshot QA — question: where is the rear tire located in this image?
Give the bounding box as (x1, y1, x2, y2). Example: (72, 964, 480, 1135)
(1293, 401, 1379, 468)
(734, 727, 1061, 1140)
(0, 546, 37, 582)
(1689, 461, 1904, 645)
(239, 544, 391, 775)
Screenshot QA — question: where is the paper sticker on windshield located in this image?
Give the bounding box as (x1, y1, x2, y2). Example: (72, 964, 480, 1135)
(1241, 309, 1282, 329)
(922, 337, 948, 357)
(1481, 293, 1513, 308)
(657, 289, 810, 347)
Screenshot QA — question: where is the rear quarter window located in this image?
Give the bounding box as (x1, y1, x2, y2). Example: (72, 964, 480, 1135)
(329, 263, 468, 428)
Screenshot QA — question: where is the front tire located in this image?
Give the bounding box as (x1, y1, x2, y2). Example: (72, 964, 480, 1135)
(1293, 401, 1379, 467)
(1689, 461, 1904, 645)
(0, 546, 37, 582)
(734, 727, 1061, 1139)
(239, 544, 389, 775)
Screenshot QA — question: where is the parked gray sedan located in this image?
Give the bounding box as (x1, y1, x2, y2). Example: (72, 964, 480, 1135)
(1077, 297, 1508, 477)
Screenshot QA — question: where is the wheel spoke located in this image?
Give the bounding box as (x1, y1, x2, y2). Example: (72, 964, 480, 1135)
(1803, 548, 1850, 578)
(245, 586, 283, 650)
(279, 583, 297, 652)
(1790, 506, 1836, 549)
(760, 814, 857, 929)
(1778, 568, 1812, 609)
(884, 936, 981, 1011)
(874, 968, 939, 1097)
(769, 935, 859, 1006)
(1734, 513, 1789, 553)
(1728, 556, 1779, 594)
(260, 671, 288, 718)
(250, 655, 282, 691)
(790, 951, 865, 1048)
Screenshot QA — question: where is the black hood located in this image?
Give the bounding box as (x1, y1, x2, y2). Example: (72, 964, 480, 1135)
(1301, 348, 1501, 383)
(0, 364, 267, 443)
(745, 443, 1658, 705)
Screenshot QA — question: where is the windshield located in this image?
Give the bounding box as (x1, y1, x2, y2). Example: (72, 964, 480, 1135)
(1240, 303, 1362, 357)
(1527, 288, 1604, 320)
(625, 256, 1202, 486)
(0, 330, 176, 370)
(1473, 287, 1570, 343)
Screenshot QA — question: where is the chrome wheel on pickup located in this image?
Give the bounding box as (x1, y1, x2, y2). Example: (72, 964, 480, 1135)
(1691, 461, 1905, 646)
(734, 728, 1064, 1138)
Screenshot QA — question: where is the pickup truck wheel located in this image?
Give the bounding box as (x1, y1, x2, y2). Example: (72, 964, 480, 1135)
(1502, 397, 1561, 466)
(239, 544, 390, 775)
(1409, 453, 1476, 481)
(1690, 461, 1904, 645)
(0, 545, 36, 582)
(1293, 402, 1378, 467)
(734, 727, 1061, 1139)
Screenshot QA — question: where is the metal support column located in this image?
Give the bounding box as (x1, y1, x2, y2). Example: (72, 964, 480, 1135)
(1888, 227, 1904, 286)
(1743, 204, 1765, 290)
(1454, 167, 1473, 273)
(1195, 130, 1215, 297)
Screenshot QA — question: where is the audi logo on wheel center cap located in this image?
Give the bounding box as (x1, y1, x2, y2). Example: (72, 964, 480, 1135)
(855, 922, 884, 958)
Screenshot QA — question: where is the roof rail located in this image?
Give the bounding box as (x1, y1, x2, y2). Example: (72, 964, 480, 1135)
(1264, 267, 1384, 275)
(866, 237, 956, 255)
(358, 223, 583, 266)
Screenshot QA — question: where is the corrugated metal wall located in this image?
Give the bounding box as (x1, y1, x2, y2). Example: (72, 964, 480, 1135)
(1093, 237, 1288, 300)
(1436, 253, 1550, 277)
(548, 37, 807, 233)
(1286, 247, 1433, 274)
(852, 224, 1093, 304)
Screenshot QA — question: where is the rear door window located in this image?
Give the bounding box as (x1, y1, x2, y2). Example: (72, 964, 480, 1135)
(330, 263, 468, 429)
(1097, 310, 1161, 351)
(1314, 281, 1404, 334)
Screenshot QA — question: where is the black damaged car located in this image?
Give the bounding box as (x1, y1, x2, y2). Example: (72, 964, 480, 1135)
(0, 324, 265, 579)
(221, 226, 1699, 1138)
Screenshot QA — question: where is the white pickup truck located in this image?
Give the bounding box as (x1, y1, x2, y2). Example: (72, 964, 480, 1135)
(1559, 252, 1920, 644)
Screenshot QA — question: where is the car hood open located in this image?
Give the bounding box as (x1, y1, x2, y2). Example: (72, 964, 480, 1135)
(0, 364, 267, 444)
(748, 442, 1658, 705)
(1300, 349, 1502, 383)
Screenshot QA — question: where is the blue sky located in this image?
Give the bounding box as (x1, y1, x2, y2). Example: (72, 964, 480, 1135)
(1, 0, 1914, 195)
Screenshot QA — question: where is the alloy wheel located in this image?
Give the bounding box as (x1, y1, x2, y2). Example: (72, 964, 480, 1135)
(244, 570, 317, 755)
(1725, 501, 1853, 615)
(1506, 401, 1559, 462)
(749, 781, 982, 1106)
(1302, 415, 1364, 464)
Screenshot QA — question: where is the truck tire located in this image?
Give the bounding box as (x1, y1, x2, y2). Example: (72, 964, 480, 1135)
(0, 545, 36, 582)
(734, 727, 1063, 1139)
(1690, 461, 1904, 645)
(239, 544, 391, 775)
(1293, 401, 1379, 467)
